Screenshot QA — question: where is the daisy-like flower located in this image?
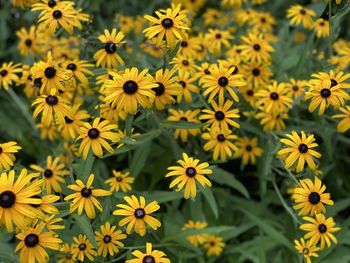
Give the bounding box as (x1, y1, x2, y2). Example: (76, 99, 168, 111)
(30, 155, 70, 194)
(93, 29, 125, 69)
(305, 75, 350, 115)
(0, 141, 21, 170)
(152, 68, 182, 110)
(202, 235, 225, 256)
(64, 174, 111, 219)
(333, 105, 350, 132)
(286, 4, 316, 29)
(300, 214, 340, 249)
(255, 81, 293, 114)
(178, 35, 201, 58)
(77, 117, 121, 160)
(314, 18, 330, 38)
(16, 26, 41, 56)
(105, 170, 134, 192)
(176, 70, 199, 103)
(250, 12, 276, 33)
(31, 52, 71, 94)
(292, 177, 334, 216)
(126, 242, 170, 263)
(71, 234, 97, 262)
(277, 131, 321, 173)
(239, 33, 274, 63)
(311, 70, 350, 89)
(144, 5, 189, 49)
(15, 222, 62, 263)
(204, 29, 233, 54)
(37, 123, 59, 141)
(234, 136, 263, 165)
(202, 127, 238, 161)
(167, 109, 201, 142)
(285, 79, 307, 99)
(201, 63, 246, 105)
(95, 222, 127, 257)
(58, 104, 90, 140)
(294, 238, 320, 263)
(63, 60, 94, 87)
(0, 62, 21, 90)
(171, 55, 197, 75)
(113, 195, 161, 236)
(58, 243, 74, 263)
(256, 109, 288, 131)
(165, 153, 212, 199)
(241, 61, 272, 87)
(35, 194, 60, 215)
(199, 99, 240, 133)
(103, 68, 157, 115)
(0, 169, 43, 232)
(32, 1, 89, 34)
(182, 220, 208, 247)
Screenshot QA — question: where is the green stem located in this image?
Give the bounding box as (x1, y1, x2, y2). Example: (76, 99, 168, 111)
(328, 0, 333, 57)
(7, 88, 36, 130)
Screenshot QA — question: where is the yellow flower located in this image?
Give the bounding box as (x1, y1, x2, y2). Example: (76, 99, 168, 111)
(286, 4, 316, 29)
(15, 222, 62, 263)
(16, 26, 41, 56)
(63, 60, 94, 87)
(71, 234, 97, 262)
(105, 170, 134, 192)
(292, 177, 334, 216)
(94, 222, 127, 257)
(167, 109, 201, 142)
(256, 109, 288, 131)
(278, 131, 321, 173)
(240, 33, 274, 63)
(314, 19, 330, 38)
(126, 242, 170, 263)
(300, 214, 340, 249)
(0, 62, 21, 90)
(165, 153, 212, 199)
(204, 29, 233, 54)
(285, 79, 307, 99)
(64, 174, 111, 219)
(113, 195, 161, 236)
(294, 238, 320, 263)
(202, 235, 225, 256)
(333, 105, 350, 132)
(176, 70, 199, 103)
(0, 141, 21, 170)
(182, 220, 208, 246)
(234, 136, 263, 165)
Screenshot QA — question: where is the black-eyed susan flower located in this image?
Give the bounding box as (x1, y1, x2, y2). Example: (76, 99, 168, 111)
(105, 170, 134, 192)
(63, 60, 94, 87)
(182, 220, 208, 247)
(93, 29, 125, 69)
(199, 99, 240, 133)
(167, 109, 201, 142)
(202, 235, 225, 256)
(201, 63, 246, 104)
(300, 214, 340, 249)
(64, 174, 111, 219)
(277, 131, 321, 173)
(71, 234, 97, 262)
(0, 169, 43, 232)
(178, 35, 201, 58)
(31, 52, 70, 94)
(202, 127, 238, 161)
(113, 195, 161, 236)
(0, 141, 21, 170)
(256, 110, 288, 131)
(16, 26, 41, 56)
(314, 19, 330, 38)
(15, 222, 62, 263)
(240, 33, 274, 63)
(171, 55, 197, 75)
(77, 117, 121, 159)
(34, 194, 60, 215)
(58, 104, 90, 140)
(204, 29, 233, 54)
(153, 68, 182, 110)
(286, 79, 307, 99)
(0, 62, 21, 90)
(332, 105, 350, 133)
(37, 123, 59, 141)
(255, 81, 293, 113)
(176, 70, 199, 103)
(94, 222, 127, 257)
(241, 61, 272, 87)
(311, 70, 350, 89)
(126, 242, 170, 263)
(144, 5, 189, 49)
(103, 68, 157, 115)
(250, 12, 276, 33)
(58, 243, 74, 263)
(43, 215, 65, 232)
(286, 5, 315, 29)
(165, 153, 212, 199)
(294, 238, 320, 263)
(234, 136, 263, 165)
(30, 155, 69, 194)
(292, 177, 334, 216)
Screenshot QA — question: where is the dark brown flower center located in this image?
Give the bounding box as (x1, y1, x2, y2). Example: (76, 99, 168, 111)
(293, 85, 299, 91)
(182, 60, 189, 66)
(44, 169, 54, 178)
(179, 81, 186, 88)
(253, 44, 261, 51)
(318, 224, 327, 233)
(218, 76, 229, 87)
(320, 88, 331, 98)
(246, 145, 252, 151)
(152, 82, 165, 96)
(44, 67, 56, 79)
(45, 95, 58, 105)
(161, 18, 174, 29)
(64, 116, 74, 124)
(81, 187, 92, 198)
(330, 79, 337, 87)
(123, 80, 138, 94)
(116, 177, 123, 182)
(215, 33, 222, 39)
(52, 10, 62, 19)
(217, 134, 226, 142)
(300, 9, 306, 15)
(303, 248, 309, 254)
(48, 0, 57, 7)
(66, 63, 77, 71)
(298, 143, 308, 153)
(181, 41, 188, 47)
(186, 167, 197, 177)
(247, 89, 254, 96)
(88, 128, 100, 139)
(25, 39, 32, 46)
(134, 208, 146, 219)
(252, 68, 260, 76)
(105, 41, 117, 54)
(34, 78, 42, 88)
(0, 70, 8, 76)
(204, 69, 210, 75)
(180, 116, 188, 121)
(24, 234, 39, 248)
(0, 191, 16, 208)
(308, 192, 321, 204)
(79, 243, 87, 251)
(103, 235, 112, 243)
(143, 255, 155, 263)
(270, 92, 279, 100)
(215, 111, 225, 120)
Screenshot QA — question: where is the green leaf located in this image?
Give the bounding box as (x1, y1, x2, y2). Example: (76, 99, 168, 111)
(201, 187, 219, 219)
(141, 191, 183, 204)
(72, 214, 98, 247)
(121, 129, 162, 145)
(160, 121, 205, 129)
(211, 167, 250, 198)
(130, 142, 151, 178)
(74, 150, 95, 182)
